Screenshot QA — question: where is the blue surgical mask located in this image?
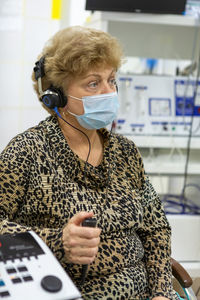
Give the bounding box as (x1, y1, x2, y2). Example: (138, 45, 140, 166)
(67, 92, 119, 130)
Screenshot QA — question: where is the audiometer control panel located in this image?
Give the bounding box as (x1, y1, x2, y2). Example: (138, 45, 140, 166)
(0, 231, 82, 300)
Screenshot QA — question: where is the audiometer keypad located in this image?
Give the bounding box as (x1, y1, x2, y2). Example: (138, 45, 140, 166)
(0, 231, 82, 300)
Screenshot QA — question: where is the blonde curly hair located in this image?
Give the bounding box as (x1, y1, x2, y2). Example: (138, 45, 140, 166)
(32, 26, 124, 113)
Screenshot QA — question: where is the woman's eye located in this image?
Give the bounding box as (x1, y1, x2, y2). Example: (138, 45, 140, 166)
(88, 81, 98, 89)
(109, 78, 116, 86)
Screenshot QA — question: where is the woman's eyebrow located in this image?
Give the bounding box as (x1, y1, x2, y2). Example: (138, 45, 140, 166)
(82, 70, 116, 79)
(82, 73, 101, 79)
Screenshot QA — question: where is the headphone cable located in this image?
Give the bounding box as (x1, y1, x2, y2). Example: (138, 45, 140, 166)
(53, 107, 91, 173)
(181, 43, 200, 203)
(54, 107, 114, 284)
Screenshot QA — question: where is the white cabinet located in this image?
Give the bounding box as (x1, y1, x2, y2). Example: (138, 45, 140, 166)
(86, 11, 200, 176)
(86, 11, 200, 59)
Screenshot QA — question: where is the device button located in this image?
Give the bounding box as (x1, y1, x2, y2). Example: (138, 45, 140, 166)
(11, 277, 22, 284)
(41, 275, 62, 293)
(0, 291, 10, 297)
(6, 268, 16, 274)
(23, 275, 33, 282)
(17, 266, 28, 272)
(0, 279, 5, 287)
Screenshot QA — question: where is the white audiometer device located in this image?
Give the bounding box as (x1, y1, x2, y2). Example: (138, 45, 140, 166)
(0, 231, 82, 300)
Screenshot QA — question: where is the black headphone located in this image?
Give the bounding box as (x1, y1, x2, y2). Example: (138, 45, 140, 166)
(33, 56, 68, 109)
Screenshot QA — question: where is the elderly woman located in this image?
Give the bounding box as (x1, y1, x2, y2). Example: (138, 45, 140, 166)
(0, 26, 181, 300)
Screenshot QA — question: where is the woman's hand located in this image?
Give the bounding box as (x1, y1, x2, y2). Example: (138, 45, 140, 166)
(62, 211, 101, 264)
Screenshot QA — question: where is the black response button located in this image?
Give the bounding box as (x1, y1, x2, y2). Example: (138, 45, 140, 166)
(41, 275, 62, 293)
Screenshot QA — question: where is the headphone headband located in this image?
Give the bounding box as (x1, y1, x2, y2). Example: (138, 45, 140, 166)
(33, 56, 68, 109)
(33, 56, 45, 80)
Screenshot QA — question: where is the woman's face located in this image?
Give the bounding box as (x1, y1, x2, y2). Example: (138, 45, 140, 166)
(63, 66, 117, 116)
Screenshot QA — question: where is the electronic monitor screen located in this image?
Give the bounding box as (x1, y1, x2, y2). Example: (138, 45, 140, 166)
(0, 232, 44, 261)
(85, 0, 187, 15)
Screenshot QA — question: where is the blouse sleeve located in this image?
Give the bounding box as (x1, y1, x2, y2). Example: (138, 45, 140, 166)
(135, 150, 174, 299)
(0, 137, 65, 263)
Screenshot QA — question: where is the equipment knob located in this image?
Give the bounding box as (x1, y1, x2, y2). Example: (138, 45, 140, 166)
(41, 275, 62, 293)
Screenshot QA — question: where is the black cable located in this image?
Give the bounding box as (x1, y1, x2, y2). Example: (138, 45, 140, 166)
(54, 108, 93, 286)
(181, 49, 200, 201)
(105, 121, 114, 199)
(53, 107, 91, 182)
(162, 32, 200, 214)
(54, 107, 114, 284)
(163, 193, 200, 215)
(171, 13, 200, 211)
(162, 181, 200, 215)
(79, 124, 114, 286)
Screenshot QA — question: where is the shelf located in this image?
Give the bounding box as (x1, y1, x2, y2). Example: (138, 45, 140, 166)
(127, 135, 200, 149)
(143, 161, 200, 175)
(86, 11, 200, 59)
(87, 11, 200, 27)
(121, 136, 200, 175)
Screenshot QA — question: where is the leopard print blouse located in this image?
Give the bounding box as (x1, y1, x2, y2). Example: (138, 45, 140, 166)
(0, 116, 179, 300)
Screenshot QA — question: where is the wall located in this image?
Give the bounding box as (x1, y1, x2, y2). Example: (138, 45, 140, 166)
(0, 0, 89, 152)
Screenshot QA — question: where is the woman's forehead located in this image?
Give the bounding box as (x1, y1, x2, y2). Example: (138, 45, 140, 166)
(82, 67, 116, 78)
(65, 66, 116, 88)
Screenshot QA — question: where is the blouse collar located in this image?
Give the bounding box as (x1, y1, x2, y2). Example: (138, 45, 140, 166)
(44, 115, 117, 188)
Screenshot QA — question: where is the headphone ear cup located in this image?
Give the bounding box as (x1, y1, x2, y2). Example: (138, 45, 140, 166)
(57, 88, 68, 107)
(41, 87, 68, 109)
(41, 92, 60, 109)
